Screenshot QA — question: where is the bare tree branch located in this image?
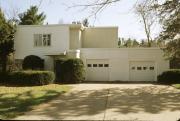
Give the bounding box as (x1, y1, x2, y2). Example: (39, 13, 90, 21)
(135, 0, 159, 47)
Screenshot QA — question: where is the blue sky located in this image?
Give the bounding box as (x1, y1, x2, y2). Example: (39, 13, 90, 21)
(0, 0, 161, 40)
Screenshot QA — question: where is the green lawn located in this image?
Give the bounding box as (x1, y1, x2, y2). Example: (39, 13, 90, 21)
(172, 84, 180, 89)
(0, 84, 71, 119)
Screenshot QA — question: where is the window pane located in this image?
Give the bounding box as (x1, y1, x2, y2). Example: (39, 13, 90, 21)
(47, 39, 50, 46)
(143, 67, 147, 70)
(137, 67, 142, 70)
(42, 34, 51, 46)
(150, 67, 154, 70)
(43, 39, 46, 46)
(93, 64, 97, 67)
(104, 64, 109, 67)
(34, 34, 42, 46)
(99, 64, 103, 67)
(87, 64, 91, 67)
(39, 34, 42, 46)
(131, 67, 135, 70)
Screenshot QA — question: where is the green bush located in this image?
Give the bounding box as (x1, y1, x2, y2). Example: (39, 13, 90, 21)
(55, 58, 85, 84)
(157, 69, 180, 84)
(8, 71, 55, 86)
(23, 55, 44, 70)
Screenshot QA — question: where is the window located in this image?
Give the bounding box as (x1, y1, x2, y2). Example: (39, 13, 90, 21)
(143, 67, 147, 70)
(34, 34, 42, 46)
(137, 67, 142, 70)
(150, 67, 154, 70)
(131, 67, 135, 70)
(99, 64, 103, 67)
(104, 64, 109, 67)
(93, 64, 97, 67)
(87, 64, 91, 67)
(34, 34, 51, 47)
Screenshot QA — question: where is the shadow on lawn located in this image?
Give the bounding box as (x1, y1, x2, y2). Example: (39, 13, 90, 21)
(0, 90, 65, 119)
(24, 85, 180, 119)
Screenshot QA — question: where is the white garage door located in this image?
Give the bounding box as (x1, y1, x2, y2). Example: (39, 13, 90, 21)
(86, 59, 109, 81)
(130, 61, 155, 81)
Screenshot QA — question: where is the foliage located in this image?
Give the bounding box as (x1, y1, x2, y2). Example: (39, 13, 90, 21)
(170, 58, 180, 69)
(162, 38, 180, 60)
(0, 9, 15, 73)
(118, 38, 140, 48)
(19, 6, 46, 25)
(157, 0, 180, 59)
(3, 71, 55, 86)
(157, 69, 180, 84)
(55, 58, 85, 84)
(158, 0, 180, 40)
(0, 84, 71, 119)
(82, 18, 89, 27)
(0, 72, 9, 83)
(22, 55, 44, 70)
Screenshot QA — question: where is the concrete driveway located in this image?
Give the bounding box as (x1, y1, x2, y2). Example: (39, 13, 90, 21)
(15, 84, 180, 121)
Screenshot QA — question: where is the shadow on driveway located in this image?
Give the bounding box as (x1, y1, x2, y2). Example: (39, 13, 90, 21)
(15, 85, 180, 120)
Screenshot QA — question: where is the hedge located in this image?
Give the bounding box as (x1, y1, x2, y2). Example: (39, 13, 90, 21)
(0, 71, 55, 86)
(0, 72, 9, 83)
(55, 58, 85, 84)
(23, 55, 44, 70)
(157, 69, 180, 84)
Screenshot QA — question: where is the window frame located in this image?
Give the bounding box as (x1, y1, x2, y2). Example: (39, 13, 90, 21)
(93, 64, 97, 67)
(34, 33, 52, 47)
(149, 66, 155, 70)
(137, 67, 142, 70)
(87, 64, 92, 67)
(98, 64, 103, 67)
(104, 64, 109, 67)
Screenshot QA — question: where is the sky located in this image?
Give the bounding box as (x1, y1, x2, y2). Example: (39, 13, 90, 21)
(0, 0, 161, 40)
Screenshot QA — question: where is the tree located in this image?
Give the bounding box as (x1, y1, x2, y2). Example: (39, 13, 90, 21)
(135, 0, 157, 47)
(158, 0, 180, 41)
(132, 39, 139, 47)
(18, 6, 46, 25)
(0, 9, 15, 73)
(157, 0, 180, 60)
(118, 38, 140, 48)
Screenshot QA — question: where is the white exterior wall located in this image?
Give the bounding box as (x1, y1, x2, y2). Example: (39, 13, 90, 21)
(82, 27, 118, 48)
(69, 29, 82, 49)
(80, 48, 169, 81)
(15, 25, 69, 59)
(14, 25, 70, 71)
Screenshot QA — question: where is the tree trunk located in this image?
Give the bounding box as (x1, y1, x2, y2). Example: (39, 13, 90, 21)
(141, 14, 151, 47)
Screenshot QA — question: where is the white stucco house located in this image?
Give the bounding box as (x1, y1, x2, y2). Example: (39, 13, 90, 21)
(14, 24, 169, 82)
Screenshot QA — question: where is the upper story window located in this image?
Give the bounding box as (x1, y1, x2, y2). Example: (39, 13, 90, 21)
(34, 34, 51, 47)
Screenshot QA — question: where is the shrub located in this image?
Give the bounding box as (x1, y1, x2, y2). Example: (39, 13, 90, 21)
(55, 58, 85, 84)
(0, 72, 9, 83)
(8, 71, 55, 86)
(157, 69, 180, 84)
(22, 55, 44, 70)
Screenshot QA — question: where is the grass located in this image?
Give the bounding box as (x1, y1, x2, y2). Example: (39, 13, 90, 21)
(172, 84, 180, 89)
(0, 84, 71, 119)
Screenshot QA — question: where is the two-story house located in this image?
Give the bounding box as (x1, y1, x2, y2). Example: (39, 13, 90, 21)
(14, 24, 169, 81)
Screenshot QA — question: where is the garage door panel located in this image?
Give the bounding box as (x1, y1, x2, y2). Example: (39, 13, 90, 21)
(86, 59, 109, 81)
(130, 61, 155, 81)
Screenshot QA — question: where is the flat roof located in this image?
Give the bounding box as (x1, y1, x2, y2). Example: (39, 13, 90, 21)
(80, 47, 165, 50)
(17, 24, 118, 29)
